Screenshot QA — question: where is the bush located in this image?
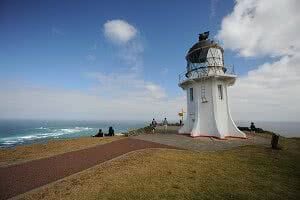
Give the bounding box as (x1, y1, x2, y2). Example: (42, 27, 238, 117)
(124, 126, 153, 137)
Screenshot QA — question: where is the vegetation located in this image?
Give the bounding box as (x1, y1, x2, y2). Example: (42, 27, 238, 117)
(124, 125, 180, 136)
(20, 137, 300, 200)
(124, 126, 153, 136)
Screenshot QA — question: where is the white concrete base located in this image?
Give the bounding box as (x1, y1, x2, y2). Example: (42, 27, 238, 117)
(178, 75, 246, 139)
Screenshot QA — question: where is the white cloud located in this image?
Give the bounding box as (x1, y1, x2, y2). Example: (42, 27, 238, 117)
(145, 83, 167, 99)
(0, 76, 184, 121)
(229, 54, 300, 121)
(217, 0, 300, 121)
(103, 19, 137, 44)
(119, 39, 144, 71)
(217, 0, 300, 57)
(86, 71, 166, 100)
(103, 19, 143, 71)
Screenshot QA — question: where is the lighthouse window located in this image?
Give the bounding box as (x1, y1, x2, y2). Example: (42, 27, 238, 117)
(218, 85, 223, 100)
(189, 88, 194, 101)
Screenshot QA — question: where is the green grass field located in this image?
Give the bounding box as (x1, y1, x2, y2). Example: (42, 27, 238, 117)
(21, 136, 300, 200)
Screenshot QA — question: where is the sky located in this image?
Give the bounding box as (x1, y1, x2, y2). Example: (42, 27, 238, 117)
(0, 0, 299, 121)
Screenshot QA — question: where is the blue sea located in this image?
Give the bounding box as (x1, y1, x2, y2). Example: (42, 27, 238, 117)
(0, 119, 147, 148)
(0, 119, 299, 148)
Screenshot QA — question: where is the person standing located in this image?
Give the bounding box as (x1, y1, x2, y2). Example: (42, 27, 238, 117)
(250, 122, 256, 134)
(151, 118, 157, 133)
(162, 118, 168, 133)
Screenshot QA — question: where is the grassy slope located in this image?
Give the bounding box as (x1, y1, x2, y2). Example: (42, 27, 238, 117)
(0, 136, 123, 167)
(21, 137, 300, 200)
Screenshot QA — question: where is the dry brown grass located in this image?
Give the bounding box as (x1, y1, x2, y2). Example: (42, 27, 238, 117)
(18, 137, 300, 200)
(0, 136, 123, 167)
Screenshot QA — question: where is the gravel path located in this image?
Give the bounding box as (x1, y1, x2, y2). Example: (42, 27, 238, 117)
(0, 138, 179, 200)
(133, 133, 270, 152)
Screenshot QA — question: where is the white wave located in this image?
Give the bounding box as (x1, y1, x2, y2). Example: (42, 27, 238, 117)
(58, 127, 93, 133)
(0, 127, 95, 147)
(35, 127, 48, 130)
(60, 128, 80, 133)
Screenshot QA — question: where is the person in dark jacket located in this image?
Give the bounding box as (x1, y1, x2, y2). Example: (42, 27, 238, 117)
(250, 122, 256, 133)
(151, 118, 157, 133)
(94, 129, 104, 137)
(108, 126, 115, 136)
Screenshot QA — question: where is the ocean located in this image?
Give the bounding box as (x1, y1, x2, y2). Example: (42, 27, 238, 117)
(0, 119, 299, 148)
(236, 121, 300, 138)
(0, 119, 146, 148)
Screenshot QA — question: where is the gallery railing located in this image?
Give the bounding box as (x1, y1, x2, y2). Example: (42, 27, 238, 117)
(178, 65, 235, 84)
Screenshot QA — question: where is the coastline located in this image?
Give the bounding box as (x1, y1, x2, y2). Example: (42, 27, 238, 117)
(0, 125, 221, 167)
(0, 119, 147, 148)
(1, 125, 299, 168)
(0, 120, 299, 148)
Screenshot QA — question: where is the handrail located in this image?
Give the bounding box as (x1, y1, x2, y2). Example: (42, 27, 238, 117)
(185, 66, 208, 77)
(179, 65, 236, 85)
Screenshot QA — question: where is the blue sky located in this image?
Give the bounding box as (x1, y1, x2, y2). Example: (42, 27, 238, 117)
(0, 0, 299, 121)
(1, 0, 260, 93)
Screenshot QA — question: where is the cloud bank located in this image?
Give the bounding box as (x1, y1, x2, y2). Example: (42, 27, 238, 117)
(218, 0, 300, 121)
(87, 71, 167, 100)
(0, 81, 184, 121)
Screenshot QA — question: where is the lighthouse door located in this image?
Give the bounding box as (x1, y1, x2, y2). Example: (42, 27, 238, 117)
(188, 87, 195, 132)
(189, 113, 195, 132)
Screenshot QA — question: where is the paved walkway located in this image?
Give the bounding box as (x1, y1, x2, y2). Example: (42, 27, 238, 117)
(0, 138, 178, 200)
(133, 133, 269, 151)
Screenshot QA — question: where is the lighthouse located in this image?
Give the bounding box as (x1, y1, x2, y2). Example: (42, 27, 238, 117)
(178, 32, 246, 139)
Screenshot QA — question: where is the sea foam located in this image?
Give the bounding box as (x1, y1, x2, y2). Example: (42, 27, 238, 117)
(0, 127, 95, 148)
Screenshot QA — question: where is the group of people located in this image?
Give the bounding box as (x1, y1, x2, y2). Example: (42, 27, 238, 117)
(93, 126, 115, 137)
(150, 118, 168, 133)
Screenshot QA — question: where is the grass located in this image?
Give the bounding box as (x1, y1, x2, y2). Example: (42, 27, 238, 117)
(19, 137, 300, 200)
(0, 136, 123, 167)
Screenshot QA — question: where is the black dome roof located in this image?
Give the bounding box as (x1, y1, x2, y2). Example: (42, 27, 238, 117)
(186, 32, 223, 63)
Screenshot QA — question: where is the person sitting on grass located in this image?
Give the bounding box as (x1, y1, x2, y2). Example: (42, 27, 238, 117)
(104, 127, 115, 137)
(93, 129, 103, 137)
(108, 126, 115, 136)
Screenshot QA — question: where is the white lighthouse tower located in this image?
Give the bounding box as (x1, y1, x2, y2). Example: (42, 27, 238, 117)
(178, 32, 246, 139)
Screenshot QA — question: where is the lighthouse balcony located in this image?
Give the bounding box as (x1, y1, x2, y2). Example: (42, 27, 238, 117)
(178, 65, 236, 85)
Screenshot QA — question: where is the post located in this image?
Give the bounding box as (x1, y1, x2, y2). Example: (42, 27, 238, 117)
(271, 133, 280, 149)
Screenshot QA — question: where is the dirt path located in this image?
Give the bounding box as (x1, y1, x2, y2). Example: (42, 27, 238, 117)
(0, 138, 179, 200)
